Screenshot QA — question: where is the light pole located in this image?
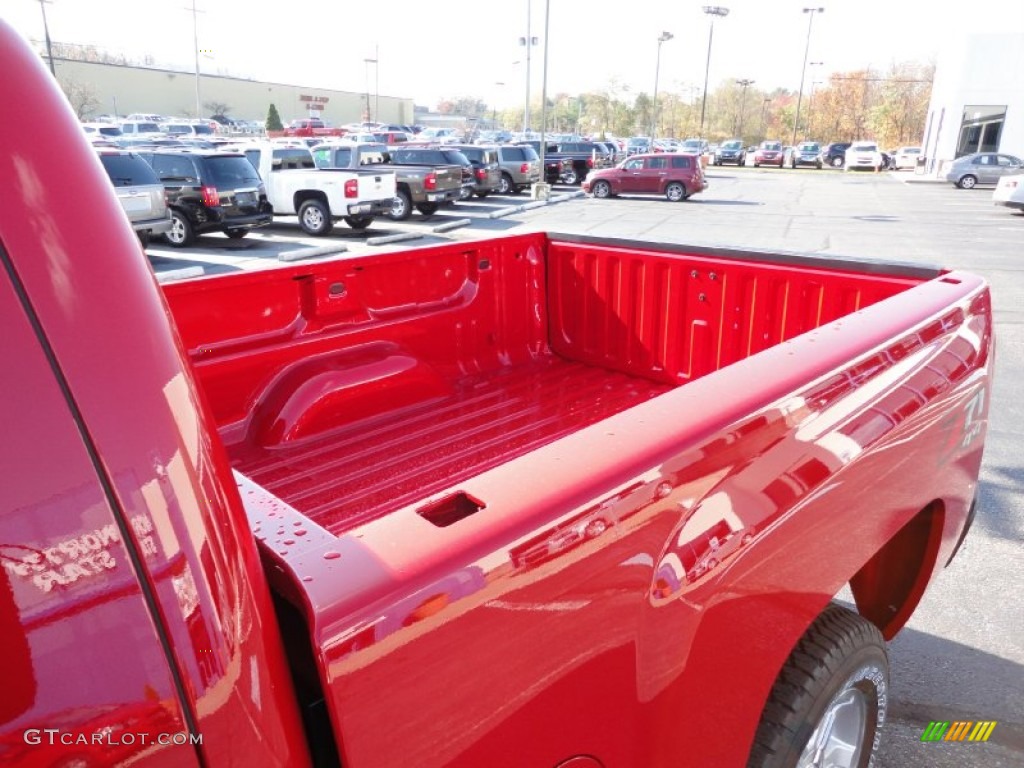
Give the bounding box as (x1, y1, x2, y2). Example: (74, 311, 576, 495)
(760, 96, 772, 140)
(806, 62, 823, 138)
(363, 57, 377, 122)
(699, 6, 729, 141)
(791, 7, 824, 147)
(188, 0, 203, 119)
(735, 78, 754, 139)
(493, 82, 505, 129)
(651, 31, 673, 140)
(519, 0, 538, 133)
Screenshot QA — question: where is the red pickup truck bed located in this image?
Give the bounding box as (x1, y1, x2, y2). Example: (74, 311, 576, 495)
(164, 233, 926, 536)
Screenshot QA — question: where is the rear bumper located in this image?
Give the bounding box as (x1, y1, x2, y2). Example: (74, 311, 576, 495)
(132, 214, 173, 235)
(197, 211, 272, 233)
(420, 188, 462, 204)
(347, 198, 393, 216)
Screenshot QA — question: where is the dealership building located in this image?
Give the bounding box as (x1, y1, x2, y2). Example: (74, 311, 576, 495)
(49, 55, 414, 127)
(921, 33, 1024, 175)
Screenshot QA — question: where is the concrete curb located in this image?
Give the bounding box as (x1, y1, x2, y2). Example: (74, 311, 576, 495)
(488, 188, 586, 219)
(518, 201, 548, 212)
(278, 244, 349, 262)
(431, 218, 472, 233)
(366, 231, 426, 246)
(155, 266, 205, 283)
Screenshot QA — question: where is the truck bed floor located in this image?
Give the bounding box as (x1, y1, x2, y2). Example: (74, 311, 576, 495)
(229, 356, 672, 534)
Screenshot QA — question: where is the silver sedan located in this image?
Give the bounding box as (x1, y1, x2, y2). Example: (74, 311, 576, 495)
(945, 152, 1023, 189)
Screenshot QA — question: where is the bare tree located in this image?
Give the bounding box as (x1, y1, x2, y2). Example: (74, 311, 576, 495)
(57, 76, 99, 120)
(204, 100, 231, 117)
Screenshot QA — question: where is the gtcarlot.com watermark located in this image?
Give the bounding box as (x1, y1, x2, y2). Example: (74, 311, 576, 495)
(24, 728, 203, 747)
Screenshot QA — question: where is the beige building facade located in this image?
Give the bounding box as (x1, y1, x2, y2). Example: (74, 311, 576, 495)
(53, 57, 414, 126)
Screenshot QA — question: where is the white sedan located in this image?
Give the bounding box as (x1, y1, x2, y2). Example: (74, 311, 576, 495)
(992, 174, 1024, 211)
(844, 141, 885, 172)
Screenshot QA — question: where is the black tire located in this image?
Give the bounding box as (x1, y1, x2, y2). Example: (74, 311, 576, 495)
(592, 180, 612, 199)
(831, 156, 844, 168)
(957, 175, 978, 190)
(665, 182, 687, 202)
(225, 228, 248, 239)
(475, 191, 490, 199)
(343, 216, 373, 230)
(165, 210, 195, 248)
(416, 202, 439, 216)
(137, 231, 150, 247)
(298, 199, 333, 236)
(561, 167, 580, 185)
(754, 162, 760, 168)
(746, 604, 889, 768)
(498, 173, 515, 195)
(386, 189, 412, 221)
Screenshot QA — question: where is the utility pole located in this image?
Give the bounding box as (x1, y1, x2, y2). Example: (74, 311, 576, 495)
(791, 7, 824, 147)
(38, 0, 56, 76)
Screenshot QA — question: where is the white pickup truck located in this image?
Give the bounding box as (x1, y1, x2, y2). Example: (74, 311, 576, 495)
(243, 143, 396, 234)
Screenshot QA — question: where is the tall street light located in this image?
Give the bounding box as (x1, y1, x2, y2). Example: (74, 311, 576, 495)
(760, 96, 772, 140)
(806, 61, 824, 138)
(735, 78, 754, 139)
(699, 6, 730, 141)
(519, 0, 538, 133)
(651, 31, 674, 140)
(186, 0, 205, 119)
(791, 6, 824, 148)
(537, 0, 551, 197)
(363, 57, 377, 122)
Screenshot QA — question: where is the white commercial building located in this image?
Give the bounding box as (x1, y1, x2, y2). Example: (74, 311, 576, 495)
(921, 33, 1024, 175)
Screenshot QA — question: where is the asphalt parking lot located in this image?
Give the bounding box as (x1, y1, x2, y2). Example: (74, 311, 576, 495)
(149, 167, 1023, 767)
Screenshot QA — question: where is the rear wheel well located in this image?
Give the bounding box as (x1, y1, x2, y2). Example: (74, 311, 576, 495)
(849, 500, 945, 639)
(293, 190, 329, 215)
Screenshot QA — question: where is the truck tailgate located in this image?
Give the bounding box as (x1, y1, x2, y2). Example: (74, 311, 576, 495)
(354, 167, 395, 200)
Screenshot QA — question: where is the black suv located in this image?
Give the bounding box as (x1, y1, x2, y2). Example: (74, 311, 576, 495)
(139, 150, 272, 247)
(822, 142, 852, 169)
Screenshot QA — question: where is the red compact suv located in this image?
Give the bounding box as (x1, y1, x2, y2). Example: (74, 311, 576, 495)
(581, 153, 707, 201)
(754, 140, 786, 168)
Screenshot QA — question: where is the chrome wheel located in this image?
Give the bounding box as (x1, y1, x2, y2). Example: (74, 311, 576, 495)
(298, 199, 333, 236)
(665, 182, 686, 202)
(165, 211, 194, 247)
(387, 190, 412, 220)
(796, 688, 869, 768)
(592, 180, 611, 199)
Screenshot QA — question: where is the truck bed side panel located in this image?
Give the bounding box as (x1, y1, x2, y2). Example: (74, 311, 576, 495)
(163, 234, 992, 767)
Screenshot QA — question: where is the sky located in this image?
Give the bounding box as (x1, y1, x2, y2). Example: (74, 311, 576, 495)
(5, 0, 1023, 112)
